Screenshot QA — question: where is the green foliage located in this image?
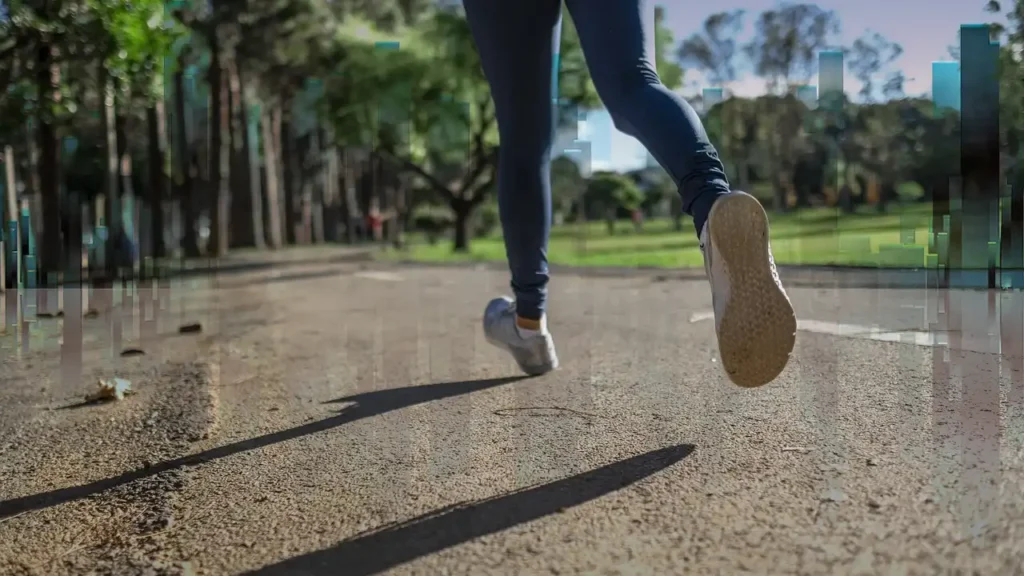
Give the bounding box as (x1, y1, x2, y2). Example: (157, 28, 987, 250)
(411, 203, 453, 243)
(633, 166, 674, 211)
(0, 0, 1010, 265)
(585, 171, 645, 217)
(677, 10, 744, 85)
(744, 4, 840, 91)
(558, 8, 600, 111)
(551, 155, 586, 216)
(473, 202, 499, 238)
(654, 7, 683, 90)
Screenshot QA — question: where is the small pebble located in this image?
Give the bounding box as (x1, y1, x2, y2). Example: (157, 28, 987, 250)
(179, 323, 202, 334)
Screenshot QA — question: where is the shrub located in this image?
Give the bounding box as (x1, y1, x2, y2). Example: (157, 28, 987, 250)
(412, 204, 454, 245)
(473, 203, 500, 238)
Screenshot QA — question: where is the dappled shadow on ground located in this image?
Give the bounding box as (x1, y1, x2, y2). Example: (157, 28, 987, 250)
(245, 444, 695, 576)
(42, 250, 373, 287)
(0, 376, 525, 520)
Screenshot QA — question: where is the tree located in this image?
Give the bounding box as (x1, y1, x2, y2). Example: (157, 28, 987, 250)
(847, 31, 903, 102)
(643, 166, 676, 220)
(705, 96, 760, 191)
(653, 7, 684, 90)
(677, 10, 745, 87)
(744, 4, 840, 93)
(986, 0, 1024, 172)
(550, 155, 585, 220)
(99, 0, 180, 271)
(744, 3, 839, 211)
(584, 171, 643, 235)
(0, 0, 178, 278)
(329, 6, 599, 253)
(0, 0, 81, 279)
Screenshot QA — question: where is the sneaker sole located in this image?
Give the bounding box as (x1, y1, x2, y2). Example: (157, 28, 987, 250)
(482, 300, 559, 376)
(708, 193, 797, 388)
(484, 334, 558, 376)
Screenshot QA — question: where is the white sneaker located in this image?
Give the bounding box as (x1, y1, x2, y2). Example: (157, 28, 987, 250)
(700, 192, 796, 387)
(483, 296, 559, 376)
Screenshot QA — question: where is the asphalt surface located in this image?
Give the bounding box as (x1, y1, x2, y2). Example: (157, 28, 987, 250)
(1, 259, 1023, 575)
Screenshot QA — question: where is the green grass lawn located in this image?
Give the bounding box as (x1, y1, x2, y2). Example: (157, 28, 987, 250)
(386, 204, 939, 269)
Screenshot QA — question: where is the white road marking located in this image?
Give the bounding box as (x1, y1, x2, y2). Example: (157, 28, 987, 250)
(795, 319, 945, 347)
(688, 311, 715, 323)
(353, 271, 404, 282)
(689, 310, 951, 349)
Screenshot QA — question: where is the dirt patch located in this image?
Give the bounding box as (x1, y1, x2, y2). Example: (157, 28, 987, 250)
(0, 359, 219, 576)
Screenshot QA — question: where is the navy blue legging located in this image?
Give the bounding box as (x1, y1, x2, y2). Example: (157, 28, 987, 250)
(464, 0, 731, 320)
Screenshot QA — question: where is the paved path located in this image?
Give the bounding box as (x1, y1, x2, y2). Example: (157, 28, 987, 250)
(1, 260, 1022, 575)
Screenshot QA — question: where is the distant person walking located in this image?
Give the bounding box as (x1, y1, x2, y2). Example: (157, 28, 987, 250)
(631, 208, 644, 232)
(466, 0, 797, 387)
(365, 198, 396, 244)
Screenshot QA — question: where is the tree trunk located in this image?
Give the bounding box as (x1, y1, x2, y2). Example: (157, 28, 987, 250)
(115, 88, 130, 205)
(37, 43, 61, 283)
(391, 174, 408, 249)
(146, 102, 168, 260)
(452, 200, 472, 252)
(118, 128, 135, 271)
(98, 63, 116, 276)
(115, 85, 134, 272)
(227, 57, 257, 249)
(25, 120, 42, 257)
(26, 120, 40, 212)
(244, 81, 265, 249)
(310, 128, 325, 244)
(260, 103, 283, 249)
(606, 215, 615, 235)
(174, 58, 200, 258)
(670, 194, 683, 231)
(321, 134, 341, 242)
(4, 146, 17, 236)
(341, 147, 358, 244)
(772, 173, 788, 213)
(877, 180, 895, 214)
(838, 184, 854, 213)
(280, 106, 297, 245)
(738, 160, 751, 190)
(297, 134, 313, 244)
(3, 146, 17, 289)
(207, 34, 230, 257)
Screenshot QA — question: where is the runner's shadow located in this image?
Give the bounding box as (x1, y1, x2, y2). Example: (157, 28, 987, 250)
(246, 444, 695, 576)
(0, 376, 526, 520)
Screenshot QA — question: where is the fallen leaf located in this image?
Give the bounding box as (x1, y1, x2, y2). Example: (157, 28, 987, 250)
(85, 378, 134, 402)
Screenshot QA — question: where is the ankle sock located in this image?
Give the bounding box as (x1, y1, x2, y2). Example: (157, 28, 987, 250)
(515, 315, 546, 338)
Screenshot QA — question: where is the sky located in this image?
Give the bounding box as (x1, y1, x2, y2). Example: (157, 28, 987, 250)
(565, 0, 996, 173)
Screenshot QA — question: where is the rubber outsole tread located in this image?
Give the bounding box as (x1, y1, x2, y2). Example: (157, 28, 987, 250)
(707, 193, 797, 388)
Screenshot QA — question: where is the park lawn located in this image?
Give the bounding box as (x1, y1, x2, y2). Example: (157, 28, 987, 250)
(386, 204, 937, 269)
